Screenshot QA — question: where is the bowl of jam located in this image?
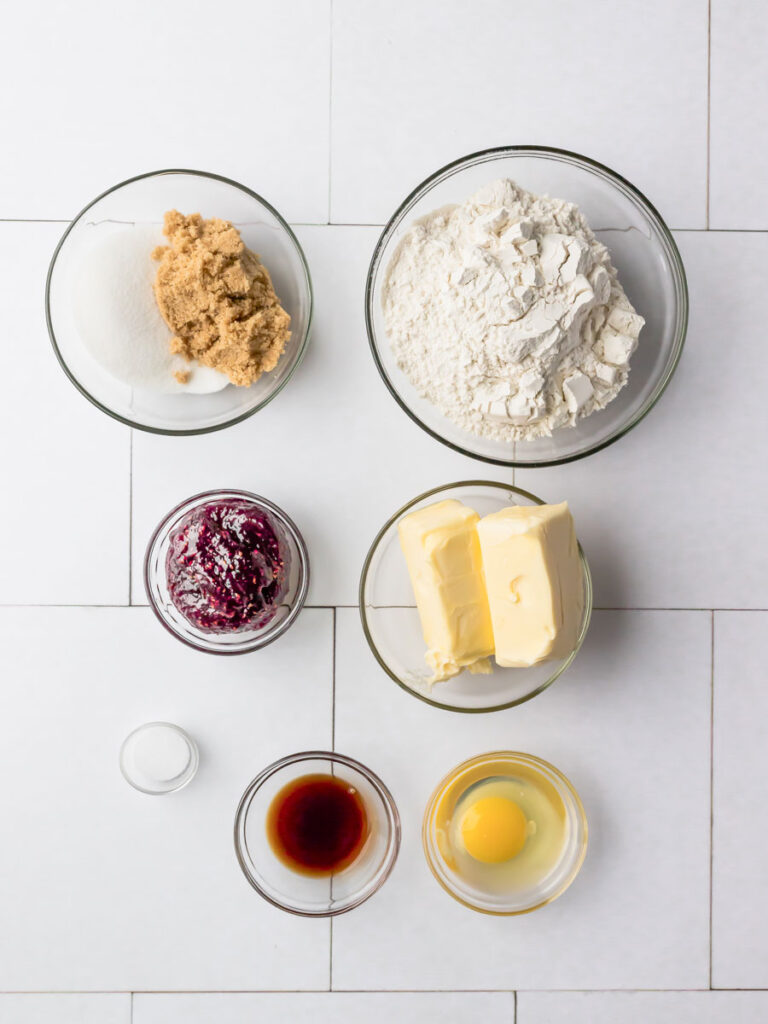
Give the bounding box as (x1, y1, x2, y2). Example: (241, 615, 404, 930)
(234, 751, 401, 916)
(144, 488, 309, 654)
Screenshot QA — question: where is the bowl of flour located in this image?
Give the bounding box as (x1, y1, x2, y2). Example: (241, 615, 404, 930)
(46, 170, 312, 435)
(366, 147, 687, 467)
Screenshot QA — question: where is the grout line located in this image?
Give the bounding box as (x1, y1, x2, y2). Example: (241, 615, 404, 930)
(0, 218, 70, 223)
(674, 227, 768, 233)
(331, 607, 337, 751)
(330, 605, 337, 987)
(513, 990, 517, 1023)
(0, 603, 766, 612)
(0, 604, 145, 609)
(13, 987, 768, 994)
(706, 0, 712, 228)
(593, 607, 768, 613)
(130, 991, 134, 1023)
(327, 0, 334, 224)
(127, 430, 134, 606)
(1, 217, 766, 234)
(1, 604, 767, 612)
(329, 918, 334, 992)
(712, 610, 720, 987)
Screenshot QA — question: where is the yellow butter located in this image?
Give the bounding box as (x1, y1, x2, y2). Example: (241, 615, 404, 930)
(477, 502, 583, 668)
(398, 499, 494, 682)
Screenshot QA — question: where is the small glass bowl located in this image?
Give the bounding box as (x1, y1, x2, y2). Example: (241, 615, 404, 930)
(423, 752, 588, 915)
(119, 722, 199, 796)
(359, 481, 592, 713)
(234, 751, 401, 917)
(46, 169, 312, 435)
(366, 146, 687, 467)
(144, 488, 309, 655)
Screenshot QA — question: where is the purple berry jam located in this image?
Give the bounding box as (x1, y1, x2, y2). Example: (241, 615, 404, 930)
(166, 498, 290, 634)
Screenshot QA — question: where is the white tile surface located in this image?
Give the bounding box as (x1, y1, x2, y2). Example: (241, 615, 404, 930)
(517, 232, 768, 610)
(518, 991, 768, 1024)
(711, 5, 768, 228)
(0, 996, 129, 1024)
(0, 1, 330, 223)
(0, 0, 761, 1003)
(134, 992, 514, 1024)
(0, 223, 129, 605)
(331, 0, 708, 228)
(130, 226, 508, 607)
(332, 609, 711, 990)
(0, 607, 332, 991)
(712, 612, 768, 987)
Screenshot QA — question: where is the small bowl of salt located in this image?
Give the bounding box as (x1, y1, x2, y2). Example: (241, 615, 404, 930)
(46, 169, 312, 434)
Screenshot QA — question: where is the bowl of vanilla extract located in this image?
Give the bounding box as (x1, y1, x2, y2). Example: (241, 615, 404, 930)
(234, 751, 401, 916)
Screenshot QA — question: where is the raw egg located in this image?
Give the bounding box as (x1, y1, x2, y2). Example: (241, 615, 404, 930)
(424, 753, 588, 914)
(440, 771, 568, 894)
(459, 795, 527, 863)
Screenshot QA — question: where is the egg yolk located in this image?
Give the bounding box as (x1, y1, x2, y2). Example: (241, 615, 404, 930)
(459, 795, 528, 863)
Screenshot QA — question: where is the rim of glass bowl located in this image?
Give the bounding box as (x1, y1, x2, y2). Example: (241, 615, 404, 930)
(422, 751, 588, 916)
(359, 480, 593, 713)
(119, 721, 200, 796)
(233, 750, 402, 918)
(144, 488, 310, 655)
(364, 145, 688, 468)
(45, 167, 313, 436)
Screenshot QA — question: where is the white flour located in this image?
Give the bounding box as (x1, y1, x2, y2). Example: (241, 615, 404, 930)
(382, 179, 644, 441)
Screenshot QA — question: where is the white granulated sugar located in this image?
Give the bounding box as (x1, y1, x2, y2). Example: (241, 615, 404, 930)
(72, 224, 229, 395)
(382, 179, 644, 441)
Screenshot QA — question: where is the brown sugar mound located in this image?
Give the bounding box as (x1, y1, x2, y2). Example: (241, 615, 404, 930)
(151, 210, 291, 387)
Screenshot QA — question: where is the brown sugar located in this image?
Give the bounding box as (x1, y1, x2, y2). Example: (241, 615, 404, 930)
(152, 210, 291, 387)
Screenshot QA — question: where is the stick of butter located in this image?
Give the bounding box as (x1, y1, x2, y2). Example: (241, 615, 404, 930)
(398, 499, 494, 683)
(477, 502, 583, 668)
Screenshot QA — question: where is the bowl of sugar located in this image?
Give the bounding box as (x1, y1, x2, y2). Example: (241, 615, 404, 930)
(46, 169, 312, 434)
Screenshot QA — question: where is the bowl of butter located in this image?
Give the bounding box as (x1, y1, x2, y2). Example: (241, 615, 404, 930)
(359, 481, 592, 712)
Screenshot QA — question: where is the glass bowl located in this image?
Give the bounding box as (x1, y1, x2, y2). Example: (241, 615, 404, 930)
(359, 480, 592, 713)
(144, 488, 309, 655)
(366, 146, 687, 467)
(423, 752, 588, 915)
(119, 722, 199, 796)
(234, 751, 401, 917)
(46, 169, 312, 435)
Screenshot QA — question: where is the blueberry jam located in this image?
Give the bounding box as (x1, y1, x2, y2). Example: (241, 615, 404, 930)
(166, 499, 289, 634)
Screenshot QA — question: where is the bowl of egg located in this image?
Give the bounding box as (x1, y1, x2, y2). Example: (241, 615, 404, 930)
(359, 481, 592, 712)
(46, 169, 312, 434)
(423, 752, 588, 914)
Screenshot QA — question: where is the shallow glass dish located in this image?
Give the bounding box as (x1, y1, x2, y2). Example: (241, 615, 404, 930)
(423, 752, 588, 915)
(359, 481, 592, 712)
(234, 751, 401, 917)
(366, 146, 687, 467)
(46, 169, 312, 434)
(144, 488, 309, 655)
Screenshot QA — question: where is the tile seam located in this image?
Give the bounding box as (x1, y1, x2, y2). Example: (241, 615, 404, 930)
(709, 610, 716, 988)
(127, 429, 134, 606)
(327, 0, 334, 224)
(11, 986, 768, 993)
(330, 606, 336, 992)
(706, 0, 712, 228)
(3, 220, 768, 234)
(0, 605, 765, 612)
